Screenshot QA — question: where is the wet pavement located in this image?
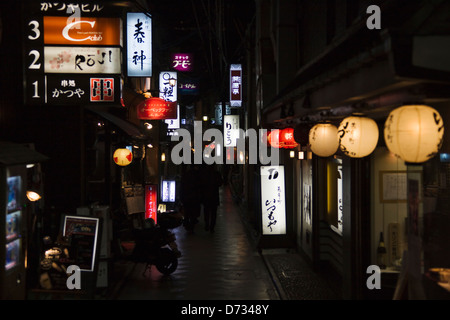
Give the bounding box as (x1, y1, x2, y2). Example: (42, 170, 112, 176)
(106, 186, 341, 301)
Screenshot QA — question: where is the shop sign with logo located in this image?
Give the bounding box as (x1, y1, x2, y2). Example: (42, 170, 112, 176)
(224, 115, 240, 147)
(30, 74, 120, 105)
(44, 47, 121, 74)
(260, 166, 287, 235)
(145, 185, 158, 223)
(43, 16, 122, 46)
(137, 97, 177, 120)
(126, 12, 152, 77)
(229, 64, 242, 107)
(171, 53, 193, 72)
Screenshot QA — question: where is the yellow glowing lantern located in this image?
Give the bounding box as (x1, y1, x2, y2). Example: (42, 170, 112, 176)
(309, 123, 339, 157)
(384, 105, 444, 163)
(113, 148, 133, 166)
(338, 115, 379, 158)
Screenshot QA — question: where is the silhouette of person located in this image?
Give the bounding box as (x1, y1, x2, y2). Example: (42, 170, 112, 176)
(200, 164, 223, 233)
(180, 164, 202, 233)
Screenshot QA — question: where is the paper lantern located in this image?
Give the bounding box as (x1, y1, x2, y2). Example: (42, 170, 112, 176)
(267, 129, 281, 148)
(338, 115, 379, 158)
(280, 128, 298, 149)
(384, 105, 444, 163)
(309, 123, 339, 157)
(113, 148, 133, 166)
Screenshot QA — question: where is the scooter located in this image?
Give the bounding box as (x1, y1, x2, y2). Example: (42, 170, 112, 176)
(130, 211, 183, 276)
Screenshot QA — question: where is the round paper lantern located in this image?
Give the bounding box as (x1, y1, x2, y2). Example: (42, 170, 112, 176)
(338, 115, 379, 158)
(280, 128, 298, 149)
(384, 105, 444, 163)
(267, 129, 281, 148)
(113, 148, 133, 166)
(309, 123, 339, 157)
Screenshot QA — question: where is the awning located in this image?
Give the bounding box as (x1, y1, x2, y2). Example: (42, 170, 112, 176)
(85, 106, 147, 142)
(0, 141, 49, 166)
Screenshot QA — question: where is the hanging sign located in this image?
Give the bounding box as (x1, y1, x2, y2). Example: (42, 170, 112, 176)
(230, 64, 242, 107)
(126, 12, 152, 77)
(260, 166, 287, 235)
(224, 115, 240, 147)
(137, 97, 177, 120)
(145, 185, 158, 223)
(159, 71, 177, 102)
(171, 53, 193, 72)
(43, 16, 122, 46)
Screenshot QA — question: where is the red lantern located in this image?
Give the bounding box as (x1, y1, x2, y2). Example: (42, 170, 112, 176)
(267, 129, 281, 148)
(280, 128, 298, 149)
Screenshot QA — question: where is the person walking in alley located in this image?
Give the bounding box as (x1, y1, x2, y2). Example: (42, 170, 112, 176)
(200, 164, 223, 233)
(180, 164, 202, 233)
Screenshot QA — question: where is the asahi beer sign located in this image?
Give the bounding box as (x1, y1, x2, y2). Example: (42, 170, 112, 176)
(260, 166, 286, 235)
(126, 12, 152, 77)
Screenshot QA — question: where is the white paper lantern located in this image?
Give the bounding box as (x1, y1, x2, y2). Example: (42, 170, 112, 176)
(113, 148, 133, 166)
(309, 123, 339, 157)
(384, 105, 444, 163)
(338, 115, 379, 158)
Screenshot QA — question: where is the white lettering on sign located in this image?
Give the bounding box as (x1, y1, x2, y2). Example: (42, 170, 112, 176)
(62, 20, 100, 42)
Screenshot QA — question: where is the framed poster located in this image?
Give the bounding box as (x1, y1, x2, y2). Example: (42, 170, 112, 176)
(63, 215, 100, 272)
(380, 171, 422, 203)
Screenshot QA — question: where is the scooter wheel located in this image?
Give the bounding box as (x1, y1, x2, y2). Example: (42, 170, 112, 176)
(155, 248, 178, 275)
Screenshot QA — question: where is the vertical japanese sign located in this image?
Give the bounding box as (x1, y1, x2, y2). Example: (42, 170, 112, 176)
(159, 71, 177, 102)
(145, 185, 158, 223)
(127, 12, 152, 77)
(224, 115, 240, 147)
(161, 180, 176, 202)
(260, 166, 286, 235)
(230, 64, 242, 107)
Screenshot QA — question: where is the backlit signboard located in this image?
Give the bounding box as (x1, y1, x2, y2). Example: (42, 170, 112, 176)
(224, 115, 240, 147)
(159, 71, 177, 102)
(260, 166, 287, 235)
(161, 180, 176, 203)
(44, 47, 121, 74)
(127, 13, 152, 77)
(137, 98, 177, 120)
(145, 185, 158, 223)
(172, 53, 193, 72)
(230, 64, 242, 107)
(43, 16, 122, 46)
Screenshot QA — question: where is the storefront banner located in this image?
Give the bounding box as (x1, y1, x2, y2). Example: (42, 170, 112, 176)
(44, 46, 121, 74)
(127, 12, 152, 77)
(137, 97, 177, 120)
(43, 16, 122, 46)
(159, 71, 177, 102)
(224, 115, 240, 147)
(145, 185, 158, 223)
(171, 53, 193, 72)
(229, 64, 242, 107)
(260, 166, 287, 235)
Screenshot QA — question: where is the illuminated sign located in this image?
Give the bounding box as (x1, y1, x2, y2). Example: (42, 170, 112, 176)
(224, 115, 240, 147)
(165, 104, 180, 130)
(127, 12, 152, 77)
(161, 180, 176, 203)
(159, 71, 177, 102)
(137, 97, 177, 120)
(145, 185, 158, 223)
(44, 46, 121, 74)
(260, 166, 286, 235)
(172, 53, 192, 72)
(43, 17, 122, 46)
(230, 64, 242, 107)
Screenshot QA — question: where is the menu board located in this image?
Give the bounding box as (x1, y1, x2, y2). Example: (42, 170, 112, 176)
(63, 215, 100, 271)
